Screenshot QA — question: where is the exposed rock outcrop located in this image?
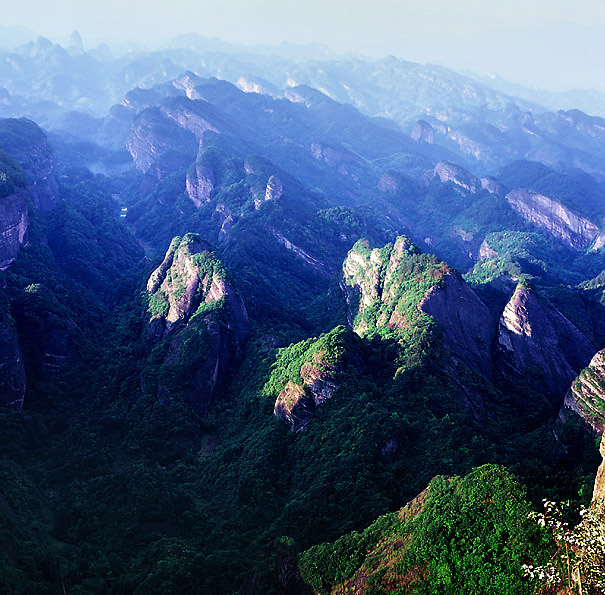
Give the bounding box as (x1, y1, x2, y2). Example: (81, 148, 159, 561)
(310, 142, 359, 175)
(172, 72, 204, 100)
(264, 175, 282, 202)
(144, 234, 249, 411)
(505, 189, 599, 249)
(480, 176, 506, 197)
(268, 227, 326, 273)
(377, 171, 400, 194)
(161, 102, 219, 141)
(273, 326, 364, 432)
(595, 438, 605, 502)
(590, 230, 605, 252)
(342, 237, 493, 376)
(411, 119, 435, 143)
(419, 273, 494, 377)
(562, 350, 605, 437)
(10, 283, 79, 382)
(127, 108, 198, 178)
(236, 76, 279, 97)
(433, 160, 480, 194)
(69, 30, 84, 54)
(0, 311, 26, 409)
(0, 190, 29, 270)
(186, 163, 215, 207)
(559, 349, 605, 501)
(497, 282, 594, 399)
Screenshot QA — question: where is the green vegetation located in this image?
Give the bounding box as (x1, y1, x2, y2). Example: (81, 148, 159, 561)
(0, 148, 26, 198)
(301, 465, 553, 595)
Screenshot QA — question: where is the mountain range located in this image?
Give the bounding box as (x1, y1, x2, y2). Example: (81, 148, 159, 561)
(1, 32, 605, 594)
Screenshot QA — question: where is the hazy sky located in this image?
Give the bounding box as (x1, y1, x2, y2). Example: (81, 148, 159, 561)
(2, 0, 605, 89)
(1, 0, 603, 49)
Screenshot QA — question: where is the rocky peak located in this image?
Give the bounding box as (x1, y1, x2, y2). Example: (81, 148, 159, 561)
(433, 161, 480, 194)
(562, 349, 605, 437)
(505, 189, 599, 250)
(144, 234, 249, 411)
(236, 76, 279, 97)
(497, 282, 594, 399)
(411, 119, 435, 143)
(161, 101, 219, 141)
(272, 326, 364, 432)
(342, 237, 493, 376)
(69, 30, 84, 54)
(127, 108, 198, 178)
(419, 273, 493, 377)
(146, 234, 216, 332)
(172, 72, 204, 99)
(310, 142, 358, 175)
(480, 176, 506, 197)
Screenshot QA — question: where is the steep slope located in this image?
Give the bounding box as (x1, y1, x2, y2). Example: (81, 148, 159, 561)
(142, 233, 249, 410)
(0, 148, 28, 269)
(342, 237, 493, 377)
(560, 349, 605, 502)
(271, 325, 365, 431)
(496, 281, 594, 400)
(562, 350, 605, 437)
(0, 118, 59, 211)
(0, 307, 26, 409)
(505, 188, 599, 250)
(298, 465, 551, 595)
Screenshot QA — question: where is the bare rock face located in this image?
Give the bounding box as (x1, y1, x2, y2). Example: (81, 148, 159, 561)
(127, 108, 198, 179)
(480, 176, 506, 197)
(172, 72, 204, 99)
(274, 382, 316, 433)
(0, 312, 26, 409)
(497, 283, 594, 399)
(310, 142, 359, 175)
(10, 284, 79, 383)
(594, 438, 605, 502)
(144, 234, 249, 411)
(411, 120, 435, 143)
(161, 102, 219, 141)
(186, 163, 214, 207)
(433, 161, 480, 194)
(505, 189, 599, 249)
(419, 273, 494, 377)
(69, 30, 84, 54)
(264, 175, 282, 202)
(236, 76, 279, 97)
(0, 190, 29, 270)
(563, 350, 605, 436)
(590, 231, 605, 252)
(559, 350, 605, 501)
